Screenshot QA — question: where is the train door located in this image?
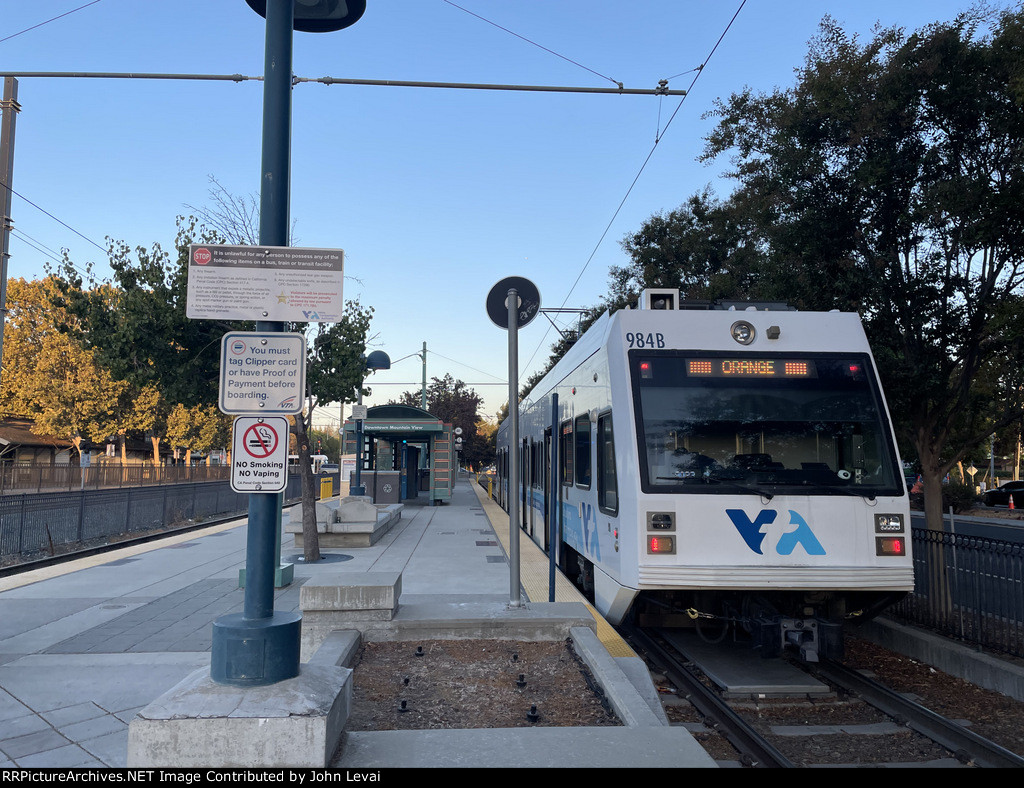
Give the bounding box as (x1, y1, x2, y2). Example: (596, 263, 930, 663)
(542, 428, 551, 551)
(521, 438, 528, 532)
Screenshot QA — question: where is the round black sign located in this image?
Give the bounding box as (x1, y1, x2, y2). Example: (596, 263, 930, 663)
(486, 277, 541, 330)
(244, 0, 366, 33)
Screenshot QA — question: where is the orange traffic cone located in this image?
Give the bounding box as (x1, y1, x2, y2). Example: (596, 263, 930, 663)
(1010, 495, 1016, 510)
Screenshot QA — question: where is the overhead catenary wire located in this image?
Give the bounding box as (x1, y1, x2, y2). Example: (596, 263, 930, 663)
(441, 0, 624, 88)
(519, 0, 748, 382)
(0, 1, 105, 46)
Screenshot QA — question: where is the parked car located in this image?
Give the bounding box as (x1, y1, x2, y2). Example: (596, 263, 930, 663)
(983, 480, 1024, 507)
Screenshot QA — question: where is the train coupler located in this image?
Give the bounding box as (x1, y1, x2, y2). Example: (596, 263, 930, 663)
(780, 618, 843, 662)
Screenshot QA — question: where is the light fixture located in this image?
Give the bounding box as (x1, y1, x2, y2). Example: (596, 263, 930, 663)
(730, 320, 756, 345)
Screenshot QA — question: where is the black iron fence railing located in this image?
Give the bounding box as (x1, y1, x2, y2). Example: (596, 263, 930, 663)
(0, 476, 302, 564)
(0, 464, 232, 494)
(889, 527, 1024, 659)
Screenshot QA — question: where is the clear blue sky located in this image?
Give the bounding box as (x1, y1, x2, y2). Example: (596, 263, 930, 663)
(1, 0, 983, 426)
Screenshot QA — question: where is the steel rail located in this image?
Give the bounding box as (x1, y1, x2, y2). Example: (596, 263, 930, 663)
(623, 624, 796, 768)
(815, 659, 1024, 769)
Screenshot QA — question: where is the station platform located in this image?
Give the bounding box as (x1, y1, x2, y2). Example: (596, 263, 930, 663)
(0, 478, 716, 769)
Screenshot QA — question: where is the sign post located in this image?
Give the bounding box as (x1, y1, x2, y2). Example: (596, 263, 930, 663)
(487, 276, 540, 609)
(210, 0, 302, 687)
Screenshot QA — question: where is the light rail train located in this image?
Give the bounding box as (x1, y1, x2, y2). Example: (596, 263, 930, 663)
(496, 290, 913, 660)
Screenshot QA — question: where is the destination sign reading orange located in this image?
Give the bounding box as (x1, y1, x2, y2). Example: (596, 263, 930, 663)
(686, 359, 816, 378)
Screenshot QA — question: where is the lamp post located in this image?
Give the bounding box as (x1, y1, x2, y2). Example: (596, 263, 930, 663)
(209, 0, 367, 688)
(352, 350, 391, 497)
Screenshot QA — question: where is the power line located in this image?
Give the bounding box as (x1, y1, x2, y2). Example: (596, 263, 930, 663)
(0, 1, 104, 46)
(441, 0, 623, 88)
(1, 182, 107, 254)
(520, 0, 748, 380)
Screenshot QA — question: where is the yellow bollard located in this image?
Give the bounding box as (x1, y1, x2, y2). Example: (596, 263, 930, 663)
(488, 478, 493, 499)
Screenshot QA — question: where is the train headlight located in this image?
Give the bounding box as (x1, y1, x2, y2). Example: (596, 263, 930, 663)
(647, 535, 675, 554)
(647, 512, 675, 530)
(730, 320, 756, 345)
(876, 537, 906, 557)
(874, 513, 904, 533)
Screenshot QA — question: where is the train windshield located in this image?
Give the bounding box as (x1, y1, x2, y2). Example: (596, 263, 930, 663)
(630, 352, 904, 496)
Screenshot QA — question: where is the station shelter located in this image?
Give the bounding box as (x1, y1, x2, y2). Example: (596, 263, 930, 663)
(342, 404, 455, 505)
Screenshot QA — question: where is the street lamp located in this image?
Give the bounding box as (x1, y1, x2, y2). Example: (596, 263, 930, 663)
(352, 350, 391, 497)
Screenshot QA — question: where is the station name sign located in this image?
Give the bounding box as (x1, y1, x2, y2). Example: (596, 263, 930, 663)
(219, 332, 306, 415)
(186, 243, 344, 322)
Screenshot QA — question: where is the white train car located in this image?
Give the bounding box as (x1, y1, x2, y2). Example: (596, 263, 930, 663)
(497, 290, 913, 660)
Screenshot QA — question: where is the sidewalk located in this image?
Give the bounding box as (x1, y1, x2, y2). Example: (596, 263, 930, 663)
(0, 482, 513, 767)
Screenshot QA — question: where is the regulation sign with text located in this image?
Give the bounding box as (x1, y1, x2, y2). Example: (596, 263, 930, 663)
(187, 244, 344, 322)
(231, 417, 289, 493)
(219, 332, 306, 415)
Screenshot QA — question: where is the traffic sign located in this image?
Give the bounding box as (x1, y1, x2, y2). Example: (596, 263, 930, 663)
(219, 332, 306, 415)
(231, 417, 289, 493)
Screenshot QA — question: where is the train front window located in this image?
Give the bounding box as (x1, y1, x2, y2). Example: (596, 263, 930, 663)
(631, 352, 902, 496)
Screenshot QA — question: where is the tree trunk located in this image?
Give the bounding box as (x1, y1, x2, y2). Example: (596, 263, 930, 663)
(150, 435, 161, 466)
(294, 416, 321, 562)
(918, 448, 952, 617)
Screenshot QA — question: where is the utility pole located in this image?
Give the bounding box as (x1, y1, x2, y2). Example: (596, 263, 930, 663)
(421, 341, 427, 409)
(0, 77, 19, 376)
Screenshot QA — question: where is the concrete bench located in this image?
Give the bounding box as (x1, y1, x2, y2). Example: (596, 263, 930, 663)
(284, 496, 403, 548)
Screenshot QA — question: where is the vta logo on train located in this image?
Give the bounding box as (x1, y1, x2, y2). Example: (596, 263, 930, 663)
(726, 509, 826, 556)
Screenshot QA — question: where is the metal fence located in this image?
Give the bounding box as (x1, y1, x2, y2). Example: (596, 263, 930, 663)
(889, 527, 1024, 659)
(0, 476, 302, 563)
(0, 463, 232, 495)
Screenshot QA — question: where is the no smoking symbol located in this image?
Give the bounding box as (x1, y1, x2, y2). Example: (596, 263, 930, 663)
(244, 424, 278, 458)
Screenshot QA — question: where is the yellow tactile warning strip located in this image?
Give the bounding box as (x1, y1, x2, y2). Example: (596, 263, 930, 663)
(471, 478, 637, 658)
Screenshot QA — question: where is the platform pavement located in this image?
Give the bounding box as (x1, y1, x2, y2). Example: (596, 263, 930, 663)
(0, 480, 715, 769)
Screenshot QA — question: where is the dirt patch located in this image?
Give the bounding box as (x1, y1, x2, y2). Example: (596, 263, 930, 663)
(959, 505, 1024, 521)
(345, 638, 622, 731)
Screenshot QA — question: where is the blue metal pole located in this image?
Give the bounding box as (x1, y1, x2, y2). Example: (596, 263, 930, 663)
(549, 393, 558, 602)
(211, 0, 300, 685)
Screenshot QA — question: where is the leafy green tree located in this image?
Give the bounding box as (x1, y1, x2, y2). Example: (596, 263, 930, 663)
(293, 302, 374, 561)
(657, 9, 1024, 532)
(396, 374, 490, 469)
(51, 217, 239, 463)
(0, 277, 126, 459)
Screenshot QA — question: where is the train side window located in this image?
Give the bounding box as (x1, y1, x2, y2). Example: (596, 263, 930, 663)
(597, 412, 618, 514)
(575, 414, 591, 489)
(560, 421, 573, 486)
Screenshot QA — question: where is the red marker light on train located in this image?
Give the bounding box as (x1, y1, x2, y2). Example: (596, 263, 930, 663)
(648, 535, 675, 554)
(875, 537, 905, 556)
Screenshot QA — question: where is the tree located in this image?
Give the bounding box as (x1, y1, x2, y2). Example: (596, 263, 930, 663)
(166, 403, 231, 465)
(396, 374, 489, 469)
(678, 9, 1024, 532)
(52, 217, 239, 464)
(0, 277, 126, 458)
(293, 302, 374, 561)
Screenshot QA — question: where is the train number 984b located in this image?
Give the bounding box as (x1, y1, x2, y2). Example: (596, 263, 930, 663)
(626, 332, 666, 348)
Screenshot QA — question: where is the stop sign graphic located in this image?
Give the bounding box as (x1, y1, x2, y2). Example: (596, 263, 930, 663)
(193, 247, 212, 265)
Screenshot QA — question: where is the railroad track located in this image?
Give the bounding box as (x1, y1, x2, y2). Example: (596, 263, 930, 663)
(623, 625, 1024, 768)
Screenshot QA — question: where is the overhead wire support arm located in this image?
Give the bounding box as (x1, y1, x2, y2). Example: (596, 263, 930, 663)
(302, 76, 686, 96)
(0, 72, 685, 97)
